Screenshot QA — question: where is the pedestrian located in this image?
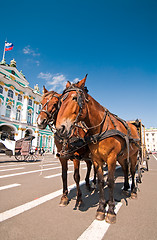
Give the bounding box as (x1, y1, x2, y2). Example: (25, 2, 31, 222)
(42, 147, 45, 155)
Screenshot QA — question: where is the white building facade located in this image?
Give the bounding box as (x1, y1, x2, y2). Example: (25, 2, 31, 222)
(145, 128, 157, 153)
(0, 59, 55, 153)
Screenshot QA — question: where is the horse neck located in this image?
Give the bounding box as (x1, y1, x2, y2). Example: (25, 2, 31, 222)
(85, 94, 107, 133)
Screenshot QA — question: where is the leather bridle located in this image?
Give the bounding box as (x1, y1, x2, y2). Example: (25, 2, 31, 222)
(39, 93, 60, 130)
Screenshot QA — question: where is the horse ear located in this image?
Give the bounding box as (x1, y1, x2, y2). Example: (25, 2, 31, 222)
(77, 74, 88, 88)
(66, 81, 71, 88)
(43, 86, 48, 94)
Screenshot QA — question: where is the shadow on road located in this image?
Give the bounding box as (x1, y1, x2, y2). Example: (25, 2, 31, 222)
(67, 166, 142, 213)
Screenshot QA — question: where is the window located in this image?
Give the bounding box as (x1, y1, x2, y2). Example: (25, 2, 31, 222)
(146, 133, 149, 136)
(48, 137, 51, 148)
(8, 89, 13, 98)
(39, 104, 42, 110)
(152, 133, 154, 136)
(5, 105, 11, 118)
(27, 112, 32, 124)
(0, 86, 3, 94)
(28, 99, 32, 106)
(42, 136, 46, 147)
(18, 94, 22, 101)
(16, 109, 21, 121)
(37, 135, 40, 147)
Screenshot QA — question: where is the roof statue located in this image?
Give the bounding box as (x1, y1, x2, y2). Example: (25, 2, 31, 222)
(10, 59, 16, 68)
(33, 84, 40, 93)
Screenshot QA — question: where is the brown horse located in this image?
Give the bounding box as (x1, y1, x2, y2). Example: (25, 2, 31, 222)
(55, 75, 140, 223)
(37, 87, 96, 207)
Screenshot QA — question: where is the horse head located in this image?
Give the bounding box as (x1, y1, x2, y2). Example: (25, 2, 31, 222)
(56, 75, 89, 139)
(37, 86, 61, 129)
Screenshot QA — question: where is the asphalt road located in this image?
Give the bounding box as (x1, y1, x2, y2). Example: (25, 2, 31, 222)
(0, 153, 157, 240)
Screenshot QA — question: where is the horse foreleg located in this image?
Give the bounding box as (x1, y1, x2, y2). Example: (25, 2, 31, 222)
(59, 159, 69, 206)
(73, 159, 83, 207)
(105, 160, 116, 224)
(95, 163, 106, 221)
(85, 160, 92, 191)
(130, 153, 138, 199)
(91, 164, 97, 189)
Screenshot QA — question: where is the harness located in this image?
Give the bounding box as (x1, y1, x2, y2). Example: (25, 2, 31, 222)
(55, 86, 140, 163)
(39, 93, 60, 131)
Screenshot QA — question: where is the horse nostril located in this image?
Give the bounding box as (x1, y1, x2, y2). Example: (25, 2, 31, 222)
(60, 125, 65, 134)
(58, 125, 68, 137)
(37, 117, 47, 127)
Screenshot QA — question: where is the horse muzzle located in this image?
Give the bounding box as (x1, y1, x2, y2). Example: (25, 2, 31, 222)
(37, 116, 48, 129)
(56, 125, 69, 138)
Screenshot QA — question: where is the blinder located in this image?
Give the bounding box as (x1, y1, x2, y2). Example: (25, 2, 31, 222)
(39, 93, 60, 124)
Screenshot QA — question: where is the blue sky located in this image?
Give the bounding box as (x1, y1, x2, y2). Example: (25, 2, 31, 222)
(1, 0, 157, 128)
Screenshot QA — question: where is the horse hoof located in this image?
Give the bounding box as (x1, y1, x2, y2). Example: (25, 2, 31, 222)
(76, 200, 84, 208)
(91, 182, 96, 189)
(105, 213, 116, 224)
(96, 212, 105, 221)
(131, 192, 137, 199)
(59, 197, 69, 207)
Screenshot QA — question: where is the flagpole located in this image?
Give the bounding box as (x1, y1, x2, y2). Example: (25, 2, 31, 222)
(2, 41, 7, 61)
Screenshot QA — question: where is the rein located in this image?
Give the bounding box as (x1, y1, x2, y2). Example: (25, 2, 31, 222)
(40, 93, 60, 131)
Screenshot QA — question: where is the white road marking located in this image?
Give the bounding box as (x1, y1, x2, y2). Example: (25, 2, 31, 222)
(44, 170, 74, 178)
(0, 166, 62, 179)
(77, 202, 122, 240)
(153, 155, 157, 161)
(0, 167, 24, 172)
(41, 163, 58, 166)
(0, 164, 75, 179)
(0, 183, 21, 191)
(0, 163, 124, 240)
(0, 179, 86, 222)
(0, 161, 58, 168)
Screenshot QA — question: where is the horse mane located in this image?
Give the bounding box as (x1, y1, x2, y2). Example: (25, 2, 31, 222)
(42, 90, 58, 99)
(63, 82, 89, 94)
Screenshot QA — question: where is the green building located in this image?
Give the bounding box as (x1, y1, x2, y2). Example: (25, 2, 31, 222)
(0, 59, 55, 153)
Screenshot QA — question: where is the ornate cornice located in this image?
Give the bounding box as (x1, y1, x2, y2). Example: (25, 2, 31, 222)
(24, 95, 29, 99)
(0, 81, 5, 85)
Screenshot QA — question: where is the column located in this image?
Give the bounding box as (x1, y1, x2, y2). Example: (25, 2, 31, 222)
(22, 95, 29, 123)
(12, 90, 18, 120)
(1, 86, 8, 116)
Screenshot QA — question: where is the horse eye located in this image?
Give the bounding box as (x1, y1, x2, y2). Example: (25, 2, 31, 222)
(72, 96, 77, 101)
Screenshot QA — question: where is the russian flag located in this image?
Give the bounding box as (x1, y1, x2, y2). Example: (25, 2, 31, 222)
(5, 42, 14, 51)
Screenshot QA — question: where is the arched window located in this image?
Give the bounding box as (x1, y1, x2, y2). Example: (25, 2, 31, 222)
(16, 109, 21, 121)
(18, 94, 22, 101)
(37, 135, 40, 147)
(0, 86, 3, 94)
(8, 89, 13, 98)
(42, 135, 46, 147)
(5, 105, 11, 118)
(28, 99, 32, 106)
(27, 112, 32, 125)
